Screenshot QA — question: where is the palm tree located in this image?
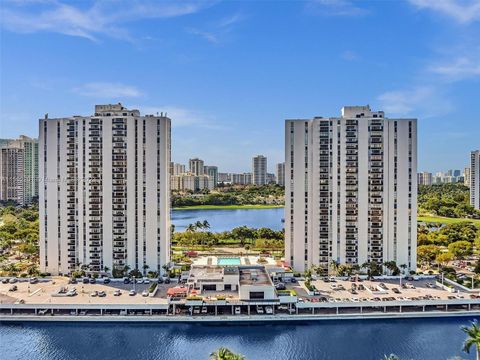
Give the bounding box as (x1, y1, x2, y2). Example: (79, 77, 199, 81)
(462, 320, 480, 360)
(383, 355, 400, 360)
(143, 264, 150, 275)
(123, 265, 131, 277)
(186, 224, 196, 232)
(202, 220, 210, 230)
(209, 347, 245, 360)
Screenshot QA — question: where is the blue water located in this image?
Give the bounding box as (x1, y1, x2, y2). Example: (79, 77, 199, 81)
(1, 317, 478, 360)
(218, 257, 241, 265)
(171, 208, 284, 232)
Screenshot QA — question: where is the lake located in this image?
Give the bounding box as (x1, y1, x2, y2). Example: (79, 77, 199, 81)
(172, 207, 284, 232)
(0, 317, 477, 360)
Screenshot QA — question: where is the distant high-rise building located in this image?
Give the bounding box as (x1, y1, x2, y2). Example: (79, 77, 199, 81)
(471, 151, 480, 210)
(39, 104, 171, 275)
(189, 158, 204, 176)
(417, 172, 432, 186)
(218, 172, 231, 183)
(171, 173, 213, 192)
(252, 155, 267, 186)
(464, 167, 470, 188)
(276, 162, 285, 187)
(231, 172, 252, 185)
(172, 163, 186, 176)
(204, 165, 218, 187)
(285, 106, 417, 273)
(0, 135, 38, 204)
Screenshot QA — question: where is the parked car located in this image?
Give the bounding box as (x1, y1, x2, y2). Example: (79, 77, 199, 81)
(234, 306, 241, 315)
(113, 290, 121, 296)
(66, 289, 77, 296)
(103, 278, 110, 284)
(123, 278, 130, 284)
(290, 277, 297, 283)
(1, 278, 8, 284)
(82, 278, 89, 284)
(164, 278, 171, 284)
(98, 290, 106, 297)
(265, 306, 273, 314)
(157, 277, 164, 284)
(143, 279, 150, 284)
(201, 306, 208, 314)
(9, 278, 18, 284)
(275, 283, 286, 290)
(137, 279, 144, 284)
(89, 278, 96, 284)
(142, 290, 149, 297)
(392, 288, 401, 294)
(29, 277, 38, 284)
(9, 285, 17, 292)
(193, 307, 200, 314)
(129, 290, 136, 296)
(90, 291, 98, 297)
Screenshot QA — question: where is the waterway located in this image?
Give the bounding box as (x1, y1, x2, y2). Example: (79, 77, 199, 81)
(0, 317, 477, 359)
(172, 207, 284, 232)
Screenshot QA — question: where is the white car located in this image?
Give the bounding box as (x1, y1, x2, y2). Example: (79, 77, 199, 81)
(256, 305, 264, 314)
(352, 297, 359, 302)
(113, 290, 121, 296)
(142, 290, 149, 297)
(193, 307, 200, 314)
(234, 306, 241, 315)
(265, 306, 273, 314)
(143, 279, 150, 284)
(201, 306, 208, 314)
(137, 279, 144, 284)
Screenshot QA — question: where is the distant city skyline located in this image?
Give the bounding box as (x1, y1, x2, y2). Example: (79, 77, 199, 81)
(1, 1, 480, 172)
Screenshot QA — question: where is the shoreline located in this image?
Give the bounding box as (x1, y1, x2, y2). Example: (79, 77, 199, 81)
(1, 310, 478, 323)
(173, 205, 284, 210)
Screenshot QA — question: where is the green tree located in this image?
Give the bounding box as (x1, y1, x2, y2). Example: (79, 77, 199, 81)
(462, 321, 480, 360)
(209, 348, 245, 360)
(417, 245, 441, 266)
(436, 252, 454, 267)
(448, 241, 473, 260)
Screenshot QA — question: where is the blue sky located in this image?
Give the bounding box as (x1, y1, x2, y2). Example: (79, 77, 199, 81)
(1, 0, 479, 173)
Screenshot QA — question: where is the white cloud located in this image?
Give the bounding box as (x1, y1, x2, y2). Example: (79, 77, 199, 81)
(0, 0, 216, 41)
(377, 86, 453, 118)
(73, 82, 143, 98)
(408, 0, 480, 24)
(306, 0, 369, 16)
(187, 12, 245, 44)
(429, 56, 480, 80)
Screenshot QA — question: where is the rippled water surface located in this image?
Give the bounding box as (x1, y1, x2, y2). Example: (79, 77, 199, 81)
(1, 317, 478, 360)
(171, 208, 284, 232)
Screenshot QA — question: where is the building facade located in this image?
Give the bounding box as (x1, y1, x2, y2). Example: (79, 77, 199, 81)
(39, 104, 171, 275)
(171, 173, 213, 191)
(471, 150, 480, 210)
(0, 135, 39, 204)
(276, 162, 285, 187)
(417, 172, 432, 186)
(189, 158, 204, 176)
(464, 167, 471, 188)
(204, 165, 218, 187)
(252, 155, 267, 186)
(285, 106, 417, 273)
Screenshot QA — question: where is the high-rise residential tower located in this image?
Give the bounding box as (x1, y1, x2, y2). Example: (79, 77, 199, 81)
(417, 172, 432, 186)
(0, 135, 38, 204)
(189, 158, 204, 176)
(39, 104, 171, 276)
(471, 150, 480, 210)
(252, 155, 267, 186)
(276, 162, 285, 187)
(464, 167, 471, 188)
(285, 106, 417, 273)
(204, 165, 218, 187)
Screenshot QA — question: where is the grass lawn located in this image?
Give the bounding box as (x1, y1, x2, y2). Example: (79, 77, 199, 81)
(173, 204, 284, 210)
(418, 215, 480, 226)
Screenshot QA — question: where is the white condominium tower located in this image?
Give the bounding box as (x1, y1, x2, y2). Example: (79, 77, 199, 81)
(39, 104, 171, 275)
(471, 150, 480, 210)
(252, 155, 267, 185)
(285, 106, 417, 273)
(189, 158, 204, 176)
(276, 162, 285, 187)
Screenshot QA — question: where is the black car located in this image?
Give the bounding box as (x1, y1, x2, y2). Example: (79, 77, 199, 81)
(89, 278, 96, 284)
(275, 283, 286, 290)
(103, 278, 110, 284)
(164, 278, 170, 284)
(157, 277, 164, 284)
(123, 278, 131, 284)
(82, 278, 89, 284)
(290, 278, 297, 283)
(1, 278, 8, 284)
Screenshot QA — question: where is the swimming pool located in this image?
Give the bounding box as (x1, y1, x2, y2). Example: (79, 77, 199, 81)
(217, 257, 241, 266)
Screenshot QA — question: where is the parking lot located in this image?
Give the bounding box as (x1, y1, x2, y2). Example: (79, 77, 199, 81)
(287, 277, 477, 303)
(0, 277, 170, 305)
